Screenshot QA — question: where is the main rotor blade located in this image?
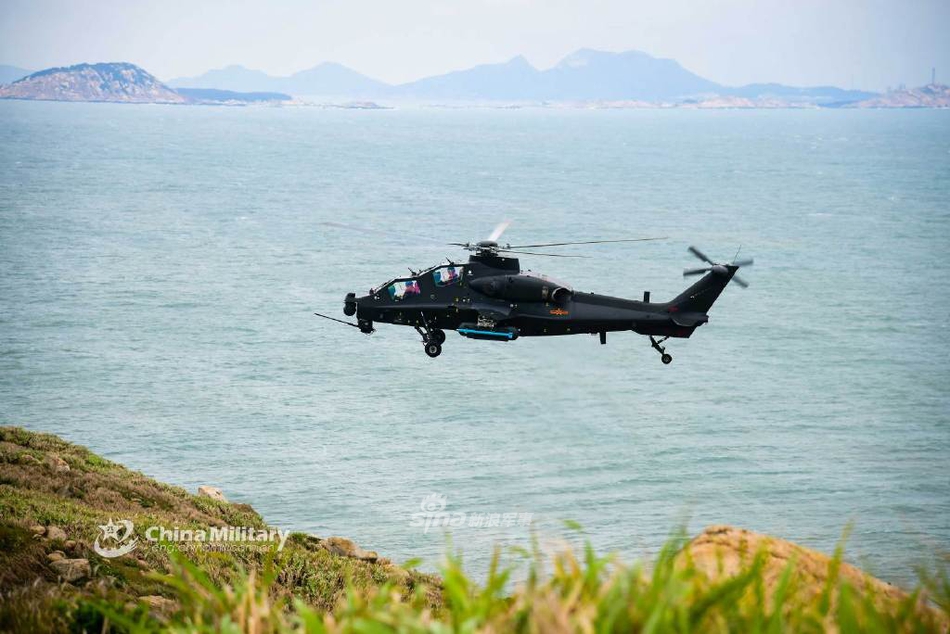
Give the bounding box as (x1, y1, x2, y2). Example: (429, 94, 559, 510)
(732, 275, 749, 288)
(683, 267, 710, 277)
(733, 258, 754, 267)
(688, 245, 714, 264)
(507, 237, 666, 249)
(498, 249, 588, 258)
(487, 219, 512, 242)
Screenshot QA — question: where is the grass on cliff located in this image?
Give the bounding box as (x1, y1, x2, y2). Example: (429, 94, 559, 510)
(101, 530, 949, 633)
(1, 426, 948, 633)
(0, 426, 438, 633)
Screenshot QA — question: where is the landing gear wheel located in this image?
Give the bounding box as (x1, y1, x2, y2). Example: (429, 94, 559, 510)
(425, 342, 442, 358)
(650, 336, 672, 364)
(430, 329, 446, 345)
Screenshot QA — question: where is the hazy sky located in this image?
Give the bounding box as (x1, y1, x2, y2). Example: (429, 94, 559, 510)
(1, 0, 947, 91)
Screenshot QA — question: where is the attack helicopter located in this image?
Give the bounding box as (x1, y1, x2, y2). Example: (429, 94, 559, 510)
(315, 221, 752, 364)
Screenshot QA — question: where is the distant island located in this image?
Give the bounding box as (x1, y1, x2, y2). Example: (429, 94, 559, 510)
(0, 62, 291, 105)
(0, 63, 186, 103)
(174, 87, 292, 104)
(1, 53, 949, 108)
(850, 83, 950, 108)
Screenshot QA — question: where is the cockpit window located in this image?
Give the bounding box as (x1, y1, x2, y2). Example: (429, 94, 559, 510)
(388, 280, 421, 300)
(432, 266, 464, 286)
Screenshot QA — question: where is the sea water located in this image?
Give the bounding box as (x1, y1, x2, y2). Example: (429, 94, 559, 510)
(1, 101, 947, 587)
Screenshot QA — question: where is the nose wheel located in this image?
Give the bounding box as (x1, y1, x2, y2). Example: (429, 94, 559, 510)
(650, 336, 673, 365)
(415, 318, 445, 358)
(424, 329, 445, 357)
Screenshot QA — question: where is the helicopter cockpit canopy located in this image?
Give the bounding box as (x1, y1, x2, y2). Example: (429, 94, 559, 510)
(370, 263, 465, 300)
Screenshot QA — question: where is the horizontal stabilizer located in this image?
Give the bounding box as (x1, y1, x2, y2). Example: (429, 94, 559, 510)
(671, 312, 709, 328)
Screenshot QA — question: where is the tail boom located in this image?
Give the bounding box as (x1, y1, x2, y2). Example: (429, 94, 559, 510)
(633, 265, 738, 338)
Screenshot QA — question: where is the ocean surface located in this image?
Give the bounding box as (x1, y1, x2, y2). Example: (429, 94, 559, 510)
(1, 101, 948, 587)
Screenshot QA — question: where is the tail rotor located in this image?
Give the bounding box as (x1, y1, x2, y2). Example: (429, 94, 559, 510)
(683, 245, 754, 288)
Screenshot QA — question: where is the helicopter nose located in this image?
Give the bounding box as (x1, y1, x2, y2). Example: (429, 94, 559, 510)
(343, 292, 357, 316)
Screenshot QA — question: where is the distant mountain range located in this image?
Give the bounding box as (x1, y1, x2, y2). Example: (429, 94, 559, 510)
(393, 50, 723, 101)
(167, 49, 876, 104)
(4, 52, 947, 108)
(0, 63, 289, 104)
(170, 62, 386, 97)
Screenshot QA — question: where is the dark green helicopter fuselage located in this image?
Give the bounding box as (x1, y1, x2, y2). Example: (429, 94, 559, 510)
(344, 250, 738, 360)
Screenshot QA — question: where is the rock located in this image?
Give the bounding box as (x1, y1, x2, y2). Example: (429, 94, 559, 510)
(47, 551, 65, 562)
(45, 526, 68, 541)
(19, 454, 39, 465)
(197, 485, 227, 502)
(63, 539, 77, 552)
(138, 594, 177, 614)
(681, 525, 942, 624)
(29, 524, 46, 536)
(299, 534, 323, 549)
(325, 536, 378, 562)
(389, 566, 412, 584)
(46, 454, 70, 473)
(50, 558, 90, 583)
(684, 526, 893, 598)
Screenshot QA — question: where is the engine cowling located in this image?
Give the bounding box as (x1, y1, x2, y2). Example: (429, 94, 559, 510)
(469, 275, 572, 304)
(550, 286, 571, 304)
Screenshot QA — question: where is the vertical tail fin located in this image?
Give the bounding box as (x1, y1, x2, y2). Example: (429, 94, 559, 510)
(668, 265, 737, 314)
